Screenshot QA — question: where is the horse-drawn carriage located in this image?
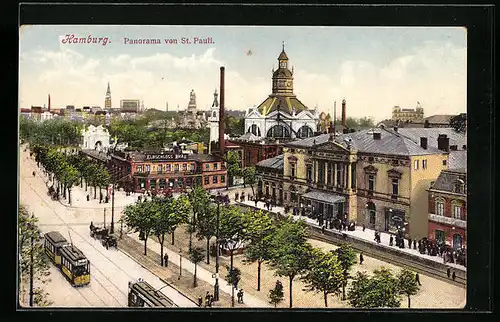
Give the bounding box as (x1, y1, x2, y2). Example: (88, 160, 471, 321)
(48, 186, 58, 200)
(89, 222, 117, 250)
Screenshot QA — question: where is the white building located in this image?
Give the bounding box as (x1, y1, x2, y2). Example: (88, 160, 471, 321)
(242, 45, 319, 141)
(81, 125, 111, 152)
(40, 111, 55, 122)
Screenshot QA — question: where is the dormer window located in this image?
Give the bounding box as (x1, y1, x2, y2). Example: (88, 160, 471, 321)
(454, 179, 465, 194)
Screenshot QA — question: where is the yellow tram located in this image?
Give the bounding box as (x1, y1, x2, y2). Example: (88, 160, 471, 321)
(128, 279, 177, 307)
(43, 231, 91, 287)
(44, 231, 68, 265)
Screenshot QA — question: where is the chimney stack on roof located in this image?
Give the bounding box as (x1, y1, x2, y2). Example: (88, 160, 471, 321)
(437, 134, 450, 152)
(219, 66, 225, 156)
(373, 132, 381, 140)
(341, 99, 347, 127)
(420, 137, 428, 149)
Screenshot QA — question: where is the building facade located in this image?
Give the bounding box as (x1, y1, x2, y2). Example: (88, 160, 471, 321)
(427, 169, 467, 249)
(257, 128, 458, 239)
(109, 150, 227, 193)
(391, 103, 424, 123)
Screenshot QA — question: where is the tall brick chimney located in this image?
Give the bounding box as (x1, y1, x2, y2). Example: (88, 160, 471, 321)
(48, 94, 51, 111)
(219, 67, 225, 156)
(341, 99, 346, 127)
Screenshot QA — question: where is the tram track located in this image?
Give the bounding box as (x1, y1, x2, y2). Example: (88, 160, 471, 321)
(308, 229, 466, 288)
(21, 163, 131, 307)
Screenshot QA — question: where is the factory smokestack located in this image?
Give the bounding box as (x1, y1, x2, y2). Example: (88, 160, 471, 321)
(219, 67, 225, 156)
(48, 94, 51, 111)
(341, 99, 346, 127)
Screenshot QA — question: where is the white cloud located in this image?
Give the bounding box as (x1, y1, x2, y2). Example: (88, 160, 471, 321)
(19, 41, 466, 122)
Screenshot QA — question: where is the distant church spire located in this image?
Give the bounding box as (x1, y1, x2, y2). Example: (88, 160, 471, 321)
(105, 82, 112, 109)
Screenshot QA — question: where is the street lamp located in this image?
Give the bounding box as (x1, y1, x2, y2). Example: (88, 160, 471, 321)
(210, 192, 230, 302)
(178, 249, 182, 280)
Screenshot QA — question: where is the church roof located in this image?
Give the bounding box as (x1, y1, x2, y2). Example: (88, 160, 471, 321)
(278, 50, 288, 60)
(256, 95, 308, 116)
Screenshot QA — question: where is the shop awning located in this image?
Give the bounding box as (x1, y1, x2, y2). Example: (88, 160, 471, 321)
(301, 190, 346, 204)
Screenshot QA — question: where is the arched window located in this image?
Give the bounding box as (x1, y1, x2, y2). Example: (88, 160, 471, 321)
(267, 125, 290, 138)
(212, 111, 216, 118)
(435, 197, 445, 216)
(297, 125, 313, 139)
(248, 124, 261, 136)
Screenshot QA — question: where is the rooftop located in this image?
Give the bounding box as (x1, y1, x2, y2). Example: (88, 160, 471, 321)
(255, 154, 284, 170)
(286, 128, 446, 156)
(430, 169, 467, 194)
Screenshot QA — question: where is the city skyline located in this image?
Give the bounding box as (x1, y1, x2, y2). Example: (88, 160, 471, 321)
(19, 25, 467, 121)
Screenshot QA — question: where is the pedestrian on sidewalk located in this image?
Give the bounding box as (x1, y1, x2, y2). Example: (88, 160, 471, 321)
(254, 199, 258, 207)
(205, 292, 210, 307)
(389, 235, 394, 246)
(452, 271, 456, 281)
(362, 224, 365, 232)
(86, 194, 90, 202)
(359, 252, 364, 265)
(415, 272, 421, 286)
(413, 240, 417, 250)
(447, 267, 451, 278)
(238, 289, 244, 303)
(164, 253, 169, 267)
(408, 238, 412, 249)
(198, 296, 203, 307)
(321, 225, 325, 234)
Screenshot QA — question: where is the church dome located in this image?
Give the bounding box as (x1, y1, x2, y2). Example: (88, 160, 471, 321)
(272, 68, 292, 78)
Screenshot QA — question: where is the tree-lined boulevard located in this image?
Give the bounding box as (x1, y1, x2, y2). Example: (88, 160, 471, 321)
(17, 118, 466, 308)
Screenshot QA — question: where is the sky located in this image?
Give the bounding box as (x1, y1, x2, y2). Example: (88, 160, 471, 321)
(19, 25, 467, 122)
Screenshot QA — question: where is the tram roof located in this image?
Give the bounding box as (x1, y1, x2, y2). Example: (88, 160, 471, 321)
(59, 245, 88, 263)
(130, 281, 176, 307)
(44, 231, 68, 245)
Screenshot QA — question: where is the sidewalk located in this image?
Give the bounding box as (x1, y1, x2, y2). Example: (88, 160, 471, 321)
(237, 200, 466, 272)
(125, 231, 270, 308)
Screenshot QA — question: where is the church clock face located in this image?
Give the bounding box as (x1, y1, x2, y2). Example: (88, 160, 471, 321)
(286, 81, 292, 87)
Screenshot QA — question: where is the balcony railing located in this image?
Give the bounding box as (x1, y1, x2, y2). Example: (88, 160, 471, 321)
(428, 213, 466, 229)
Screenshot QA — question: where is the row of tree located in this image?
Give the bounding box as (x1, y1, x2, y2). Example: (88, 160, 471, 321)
(20, 117, 83, 147)
(122, 185, 420, 308)
(32, 145, 110, 204)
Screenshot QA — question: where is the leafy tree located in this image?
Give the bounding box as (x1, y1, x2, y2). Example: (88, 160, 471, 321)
(226, 151, 242, 187)
(397, 268, 420, 308)
(18, 205, 52, 307)
(218, 205, 247, 271)
(225, 265, 242, 307)
(224, 115, 245, 137)
(167, 194, 191, 245)
(187, 185, 211, 251)
(195, 204, 217, 264)
(61, 164, 79, 205)
(268, 217, 312, 308)
(334, 242, 357, 300)
(302, 248, 344, 307)
(188, 247, 205, 287)
(242, 166, 256, 197)
(123, 201, 157, 255)
(151, 195, 191, 265)
(268, 280, 285, 308)
(243, 209, 276, 291)
(449, 113, 467, 133)
(347, 267, 401, 308)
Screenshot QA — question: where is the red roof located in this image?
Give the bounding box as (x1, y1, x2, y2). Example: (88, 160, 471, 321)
(20, 108, 31, 113)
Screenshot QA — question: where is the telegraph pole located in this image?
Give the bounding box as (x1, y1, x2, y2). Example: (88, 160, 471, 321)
(110, 184, 115, 234)
(29, 213, 34, 307)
